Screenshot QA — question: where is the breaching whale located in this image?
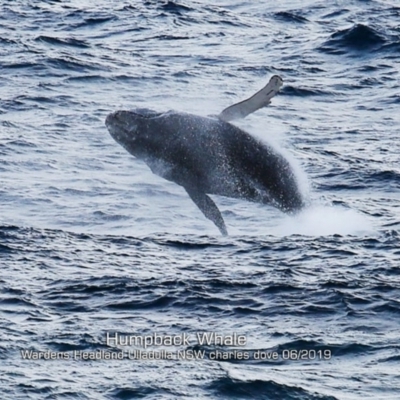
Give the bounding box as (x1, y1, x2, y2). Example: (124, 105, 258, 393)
(105, 76, 304, 235)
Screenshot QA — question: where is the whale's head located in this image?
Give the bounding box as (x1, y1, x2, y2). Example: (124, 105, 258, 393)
(105, 108, 163, 158)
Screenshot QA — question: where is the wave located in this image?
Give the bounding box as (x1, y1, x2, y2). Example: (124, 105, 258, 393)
(35, 35, 90, 49)
(160, 1, 193, 14)
(320, 24, 386, 54)
(209, 376, 338, 400)
(274, 11, 309, 24)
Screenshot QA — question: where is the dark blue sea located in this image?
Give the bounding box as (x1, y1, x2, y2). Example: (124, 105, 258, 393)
(1, 1, 400, 399)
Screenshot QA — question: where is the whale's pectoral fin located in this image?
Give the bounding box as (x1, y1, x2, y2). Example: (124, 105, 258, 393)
(184, 187, 228, 236)
(218, 75, 283, 122)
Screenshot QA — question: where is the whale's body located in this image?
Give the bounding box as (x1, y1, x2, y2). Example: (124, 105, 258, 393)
(105, 108, 304, 235)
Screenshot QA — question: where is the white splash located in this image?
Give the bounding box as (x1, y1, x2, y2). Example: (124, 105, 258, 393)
(273, 204, 375, 237)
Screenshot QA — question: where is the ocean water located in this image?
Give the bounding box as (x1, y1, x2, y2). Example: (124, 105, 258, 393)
(1, 0, 400, 399)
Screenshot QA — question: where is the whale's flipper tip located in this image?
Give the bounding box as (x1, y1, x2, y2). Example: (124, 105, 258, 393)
(184, 186, 228, 236)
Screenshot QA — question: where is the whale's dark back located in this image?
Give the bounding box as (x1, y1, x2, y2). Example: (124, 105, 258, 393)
(106, 110, 304, 213)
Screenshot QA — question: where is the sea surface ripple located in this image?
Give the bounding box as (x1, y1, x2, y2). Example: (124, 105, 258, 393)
(1, 1, 400, 399)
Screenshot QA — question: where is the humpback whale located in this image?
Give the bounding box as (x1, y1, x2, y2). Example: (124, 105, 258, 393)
(105, 76, 304, 235)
